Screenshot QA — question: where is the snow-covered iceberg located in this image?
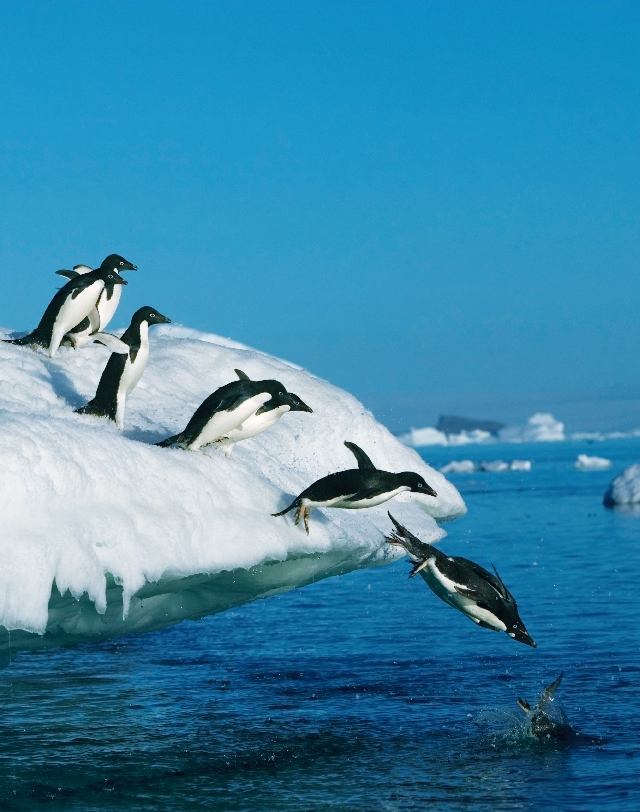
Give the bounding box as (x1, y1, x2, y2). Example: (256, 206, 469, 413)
(575, 454, 611, 471)
(498, 413, 565, 443)
(0, 325, 465, 662)
(603, 464, 640, 506)
(440, 460, 475, 474)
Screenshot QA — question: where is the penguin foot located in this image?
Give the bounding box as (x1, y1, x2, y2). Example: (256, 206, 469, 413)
(294, 505, 310, 534)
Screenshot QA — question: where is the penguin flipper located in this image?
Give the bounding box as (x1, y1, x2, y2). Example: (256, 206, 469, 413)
(409, 559, 429, 578)
(235, 369, 251, 380)
(88, 307, 101, 333)
(344, 441, 376, 470)
(517, 698, 531, 713)
(344, 486, 384, 503)
(453, 584, 478, 598)
(56, 269, 80, 280)
(539, 673, 564, 709)
(93, 333, 130, 354)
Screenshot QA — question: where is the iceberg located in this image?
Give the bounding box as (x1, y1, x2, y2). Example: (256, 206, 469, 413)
(510, 460, 532, 471)
(575, 454, 612, 471)
(498, 413, 565, 443)
(440, 460, 475, 474)
(479, 460, 510, 472)
(0, 325, 465, 663)
(604, 464, 640, 506)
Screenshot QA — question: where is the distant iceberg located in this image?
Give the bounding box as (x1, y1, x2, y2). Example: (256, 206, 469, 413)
(603, 464, 640, 506)
(0, 325, 466, 663)
(510, 460, 532, 471)
(440, 460, 475, 474)
(479, 460, 509, 472)
(399, 412, 566, 448)
(575, 454, 612, 471)
(498, 413, 565, 443)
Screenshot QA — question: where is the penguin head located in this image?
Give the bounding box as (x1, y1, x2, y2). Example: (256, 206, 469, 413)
(397, 472, 437, 497)
(285, 392, 313, 413)
(132, 306, 171, 326)
(100, 254, 138, 272)
(506, 617, 536, 648)
(97, 269, 128, 285)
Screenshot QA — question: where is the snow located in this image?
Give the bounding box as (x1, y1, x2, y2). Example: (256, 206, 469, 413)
(0, 324, 466, 660)
(604, 464, 640, 506)
(510, 459, 532, 472)
(397, 427, 448, 447)
(575, 454, 612, 471)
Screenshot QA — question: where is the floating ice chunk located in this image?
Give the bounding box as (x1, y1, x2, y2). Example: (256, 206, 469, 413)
(575, 454, 612, 471)
(447, 429, 492, 446)
(510, 460, 532, 471)
(398, 427, 448, 447)
(440, 460, 475, 474)
(499, 413, 565, 443)
(0, 325, 466, 660)
(479, 460, 509, 472)
(604, 464, 640, 506)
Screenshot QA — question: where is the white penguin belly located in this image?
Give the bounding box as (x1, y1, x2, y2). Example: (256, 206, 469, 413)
(96, 285, 122, 330)
(224, 405, 290, 443)
(190, 393, 272, 449)
(423, 561, 506, 631)
(303, 486, 409, 511)
(114, 323, 150, 430)
(50, 281, 104, 357)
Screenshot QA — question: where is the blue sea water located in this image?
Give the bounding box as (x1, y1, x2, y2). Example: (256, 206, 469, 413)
(0, 439, 638, 811)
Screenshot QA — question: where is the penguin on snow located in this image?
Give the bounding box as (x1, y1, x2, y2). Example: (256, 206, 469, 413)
(272, 441, 437, 534)
(385, 512, 535, 647)
(217, 369, 313, 456)
(55, 254, 137, 349)
(156, 370, 312, 451)
(76, 306, 170, 430)
(6, 258, 132, 358)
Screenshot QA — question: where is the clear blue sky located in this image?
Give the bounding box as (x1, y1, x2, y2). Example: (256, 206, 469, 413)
(0, 1, 638, 431)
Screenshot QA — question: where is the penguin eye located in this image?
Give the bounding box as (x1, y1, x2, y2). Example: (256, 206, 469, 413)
(279, 392, 284, 396)
(417, 483, 423, 488)
(293, 400, 299, 405)
(108, 274, 113, 279)
(150, 313, 156, 317)
(513, 624, 518, 628)
(119, 261, 123, 265)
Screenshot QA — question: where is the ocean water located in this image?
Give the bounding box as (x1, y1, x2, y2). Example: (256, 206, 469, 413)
(0, 439, 638, 811)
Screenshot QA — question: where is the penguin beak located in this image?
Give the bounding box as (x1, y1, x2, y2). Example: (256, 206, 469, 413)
(159, 315, 171, 324)
(513, 626, 537, 648)
(289, 395, 312, 412)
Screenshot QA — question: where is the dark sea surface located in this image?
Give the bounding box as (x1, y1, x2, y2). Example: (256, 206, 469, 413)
(0, 439, 638, 811)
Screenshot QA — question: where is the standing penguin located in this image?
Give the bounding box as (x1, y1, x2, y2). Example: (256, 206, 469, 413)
(385, 513, 536, 647)
(55, 254, 137, 348)
(76, 306, 170, 430)
(6, 263, 130, 358)
(156, 371, 311, 451)
(217, 369, 312, 455)
(272, 441, 437, 534)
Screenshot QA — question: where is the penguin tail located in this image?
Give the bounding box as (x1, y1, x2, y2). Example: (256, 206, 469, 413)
(3, 331, 44, 348)
(272, 497, 300, 518)
(155, 434, 184, 448)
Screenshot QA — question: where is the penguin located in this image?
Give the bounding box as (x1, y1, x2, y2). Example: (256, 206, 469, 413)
(272, 441, 437, 534)
(385, 512, 536, 647)
(5, 262, 130, 358)
(217, 369, 312, 455)
(55, 254, 137, 348)
(156, 371, 311, 451)
(76, 306, 170, 430)
(517, 674, 573, 740)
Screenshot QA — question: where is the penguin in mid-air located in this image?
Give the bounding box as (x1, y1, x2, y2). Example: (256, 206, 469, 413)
(385, 513, 535, 647)
(76, 306, 170, 430)
(272, 441, 437, 534)
(156, 370, 312, 451)
(217, 369, 312, 455)
(517, 674, 573, 740)
(55, 254, 137, 348)
(5, 255, 133, 358)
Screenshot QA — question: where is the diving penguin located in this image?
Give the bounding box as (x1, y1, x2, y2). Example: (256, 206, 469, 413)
(76, 306, 170, 430)
(6, 263, 129, 358)
(217, 369, 312, 456)
(385, 513, 536, 647)
(156, 371, 311, 451)
(272, 442, 437, 534)
(55, 254, 137, 348)
(517, 674, 573, 740)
